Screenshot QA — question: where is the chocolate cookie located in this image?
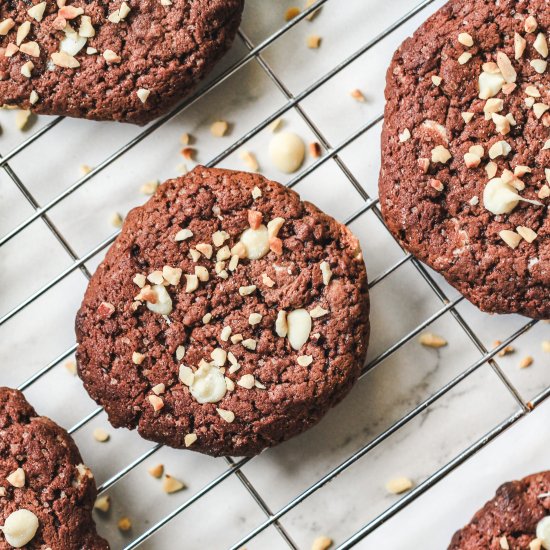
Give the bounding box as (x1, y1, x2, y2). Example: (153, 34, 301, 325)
(75, 166, 370, 457)
(379, 0, 549, 319)
(0, 387, 109, 549)
(0, 0, 244, 124)
(449, 471, 550, 549)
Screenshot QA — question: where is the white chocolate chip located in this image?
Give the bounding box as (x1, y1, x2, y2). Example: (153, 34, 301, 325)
(146, 284, 173, 315)
(189, 362, 226, 404)
(239, 224, 270, 260)
(2, 509, 39, 548)
(483, 178, 542, 215)
(60, 30, 86, 57)
(286, 309, 312, 351)
(269, 132, 305, 173)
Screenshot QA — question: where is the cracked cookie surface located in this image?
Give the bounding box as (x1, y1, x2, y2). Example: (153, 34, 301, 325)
(0, 0, 244, 124)
(75, 166, 370, 457)
(379, 0, 549, 319)
(449, 471, 550, 549)
(0, 387, 109, 550)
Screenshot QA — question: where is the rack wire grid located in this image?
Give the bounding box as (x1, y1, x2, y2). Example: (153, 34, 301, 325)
(1, 0, 549, 548)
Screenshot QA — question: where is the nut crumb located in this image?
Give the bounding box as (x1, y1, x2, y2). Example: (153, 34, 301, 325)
(386, 476, 413, 494)
(148, 464, 164, 478)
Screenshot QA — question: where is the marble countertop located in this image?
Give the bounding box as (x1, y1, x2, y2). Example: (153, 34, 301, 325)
(0, 0, 548, 548)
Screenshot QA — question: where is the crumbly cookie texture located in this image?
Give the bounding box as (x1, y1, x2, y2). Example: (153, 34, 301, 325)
(449, 471, 550, 549)
(76, 166, 370, 457)
(0, 387, 109, 550)
(379, 0, 549, 319)
(0, 0, 244, 124)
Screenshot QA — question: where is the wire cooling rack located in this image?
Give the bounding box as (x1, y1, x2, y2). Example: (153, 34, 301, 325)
(1, 0, 549, 548)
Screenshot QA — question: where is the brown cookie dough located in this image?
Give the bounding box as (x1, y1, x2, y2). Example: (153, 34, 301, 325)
(449, 471, 550, 549)
(379, 0, 549, 319)
(75, 166, 370, 457)
(0, 387, 109, 550)
(0, 0, 244, 124)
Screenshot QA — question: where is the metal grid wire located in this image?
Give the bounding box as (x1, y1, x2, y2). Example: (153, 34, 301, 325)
(1, 0, 548, 548)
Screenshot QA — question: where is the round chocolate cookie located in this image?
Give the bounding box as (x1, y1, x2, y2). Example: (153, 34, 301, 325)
(0, 387, 109, 549)
(379, 0, 549, 319)
(75, 166, 370, 457)
(0, 0, 244, 124)
(449, 471, 550, 549)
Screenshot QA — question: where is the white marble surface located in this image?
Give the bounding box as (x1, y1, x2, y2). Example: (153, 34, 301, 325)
(0, 1, 549, 549)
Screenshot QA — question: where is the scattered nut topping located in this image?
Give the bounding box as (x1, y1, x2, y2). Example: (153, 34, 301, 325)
(94, 495, 111, 512)
(350, 88, 366, 102)
(118, 517, 132, 532)
(275, 310, 288, 337)
(239, 284, 256, 296)
(524, 15, 538, 33)
(458, 32, 473, 47)
(140, 180, 158, 195)
(103, 49, 121, 63)
(297, 355, 313, 366)
(534, 33, 548, 58)
(306, 34, 321, 49)
(530, 59, 547, 74)
(519, 355, 534, 369)
(385, 476, 413, 494)
(542, 341, 550, 353)
(237, 374, 255, 389)
(496, 51, 516, 83)
(284, 7, 300, 21)
(97, 301, 115, 318)
(184, 433, 197, 447)
(185, 274, 199, 293)
(320, 261, 332, 285)
(457, 52, 472, 65)
(210, 120, 229, 137)
(110, 212, 123, 228)
(309, 141, 322, 158)
(2, 510, 39, 548)
(461, 112, 474, 123)
(242, 338, 257, 351)
(286, 308, 312, 350)
(175, 228, 193, 241)
(65, 360, 77, 375)
(516, 226, 537, 243)
(216, 408, 235, 423)
(249, 313, 262, 325)
(488, 140, 511, 159)
(152, 383, 165, 395)
(163, 474, 186, 494)
(419, 333, 447, 348)
(252, 186, 262, 199)
(148, 394, 164, 411)
(15, 110, 32, 130)
(28, 3, 47, 21)
(499, 536, 510, 550)
(312, 535, 333, 550)
(499, 229, 522, 249)
(431, 145, 452, 164)
(136, 88, 150, 104)
(310, 305, 329, 318)
(493, 340, 514, 357)
(432, 75, 442, 86)
(399, 128, 411, 142)
(514, 33, 527, 60)
(148, 463, 164, 478)
(7, 468, 25, 488)
(93, 428, 110, 442)
(239, 150, 259, 171)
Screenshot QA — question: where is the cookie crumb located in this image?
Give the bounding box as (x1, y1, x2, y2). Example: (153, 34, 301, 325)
(419, 332, 447, 348)
(162, 474, 186, 494)
(285, 7, 300, 21)
(350, 88, 365, 102)
(210, 120, 229, 137)
(312, 535, 333, 550)
(184, 433, 197, 447)
(94, 495, 111, 513)
(148, 464, 164, 478)
(117, 517, 132, 532)
(519, 356, 533, 369)
(306, 34, 321, 49)
(93, 428, 110, 443)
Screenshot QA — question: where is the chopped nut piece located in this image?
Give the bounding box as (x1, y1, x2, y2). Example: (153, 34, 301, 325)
(163, 474, 186, 494)
(239, 284, 256, 296)
(185, 274, 199, 293)
(216, 408, 235, 422)
(306, 34, 321, 48)
(432, 75, 442, 86)
(252, 185, 262, 199)
(310, 305, 329, 318)
(249, 313, 262, 325)
(110, 212, 123, 228)
(152, 383, 165, 395)
(237, 374, 255, 389)
(431, 145, 452, 164)
(350, 88, 365, 102)
(132, 351, 146, 365)
(530, 59, 547, 74)
(461, 112, 474, 123)
(399, 128, 411, 142)
(309, 141, 322, 158)
(118, 517, 132, 532)
(140, 180, 158, 195)
(457, 52, 472, 65)
(524, 15, 537, 33)
(184, 433, 197, 447)
(163, 265, 182, 286)
(0, 18, 15, 35)
(7, 468, 25, 488)
(496, 51, 516, 83)
(297, 355, 313, 366)
(210, 120, 228, 137)
(175, 228, 193, 242)
(275, 310, 288, 337)
(311, 536, 333, 550)
(15, 110, 32, 131)
(211, 348, 227, 367)
(488, 140, 511, 159)
(136, 88, 150, 104)
(320, 261, 332, 285)
(499, 229, 522, 249)
(65, 360, 77, 375)
(419, 332, 447, 348)
(386, 476, 413, 494)
(516, 226, 537, 243)
(457, 32, 473, 47)
(93, 428, 110, 442)
(519, 356, 533, 369)
(533, 103, 549, 120)
(542, 341, 550, 353)
(94, 495, 111, 512)
(28, 3, 47, 21)
(148, 395, 164, 411)
(179, 365, 194, 387)
(240, 150, 259, 171)
(499, 536, 509, 550)
(284, 7, 300, 21)
(262, 273, 275, 287)
(242, 338, 257, 351)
